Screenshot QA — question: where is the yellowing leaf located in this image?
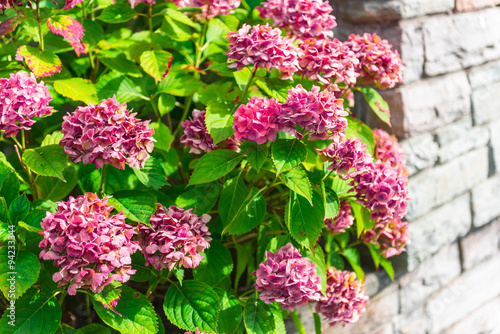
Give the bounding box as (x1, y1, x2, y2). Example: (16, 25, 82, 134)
(16, 46, 62, 77)
(47, 15, 86, 56)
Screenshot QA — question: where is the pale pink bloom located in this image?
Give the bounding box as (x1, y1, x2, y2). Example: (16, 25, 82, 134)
(173, 0, 240, 20)
(364, 217, 410, 258)
(128, 0, 155, 8)
(373, 129, 406, 175)
(233, 97, 282, 144)
(325, 201, 354, 234)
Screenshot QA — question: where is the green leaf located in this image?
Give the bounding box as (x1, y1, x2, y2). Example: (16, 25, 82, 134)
(22, 145, 68, 181)
(99, 54, 141, 78)
(246, 143, 268, 172)
(304, 247, 327, 295)
(140, 50, 173, 82)
(0, 172, 19, 206)
(243, 297, 275, 334)
(219, 174, 246, 224)
(92, 285, 158, 334)
(287, 190, 324, 250)
(150, 122, 174, 152)
(162, 16, 192, 42)
(272, 139, 307, 175)
(205, 98, 235, 145)
(214, 288, 243, 334)
(255, 78, 292, 103)
(188, 150, 243, 186)
(107, 190, 156, 225)
(37, 164, 78, 201)
(158, 94, 176, 116)
(164, 281, 220, 333)
(19, 210, 46, 232)
(324, 188, 340, 219)
(175, 182, 222, 215)
(41, 131, 64, 146)
(130, 252, 152, 282)
(380, 257, 395, 281)
(81, 19, 104, 47)
(133, 157, 169, 190)
(91, 284, 122, 313)
(269, 303, 286, 334)
(55, 324, 81, 334)
(164, 8, 196, 27)
(342, 248, 364, 281)
(279, 166, 312, 203)
(233, 67, 252, 92)
(0, 287, 61, 334)
(0, 198, 9, 224)
(345, 116, 375, 155)
(8, 195, 29, 224)
(0, 250, 40, 300)
(329, 252, 345, 270)
(193, 241, 233, 286)
(330, 176, 352, 198)
(16, 45, 62, 77)
(98, 4, 137, 23)
(359, 87, 391, 126)
(78, 324, 112, 334)
(350, 201, 374, 237)
(366, 244, 394, 280)
(222, 187, 267, 235)
(96, 72, 146, 102)
(158, 72, 203, 97)
(54, 78, 99, 105)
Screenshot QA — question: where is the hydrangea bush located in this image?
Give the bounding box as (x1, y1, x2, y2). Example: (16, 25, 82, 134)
(0, 0, 408, 333)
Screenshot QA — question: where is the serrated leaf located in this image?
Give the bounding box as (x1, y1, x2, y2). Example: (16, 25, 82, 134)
(149, 122, 174, 152)
(214, 288, 243, 334)
(0, 172, 19, 206)
(100, 54, 141, 78)
(255, 78, 292, 103)
(164, 281, 219, 333)
(91, 284, 122, 314)
(92, 285, 158, 334)
(158, 72, 203, 97)
(0, 250, 40, 300)
(162, 16, 192, 41)
(96, 72, 147, 102)
(41, 131, 64, 146)
(175, 182, 222, 215)
(244, 297, 275, 334)
(37, 164, 78, 201)
(16, 45, 62, 77)
(81, 19, 103, 48)
(272, 139, 307, 175)
(304, 247, 327, 295)
(98, 4, 137, 23)
(269, 303, 286, 334)
(133, 157, 169, 190)
(341, 248, 364, 281)
(0, 17, 19, 37)
(193, 241, 233, 286)
(222, 187, 266, 235)
(107, 190, 156, 225)
(8, 195, 29, 224)
(47, 15, 86, 56)
(188, 150, 243, 186)
(287, 190, 324, 250)
(360, 86, 391, 126)
(345, 116, 375, 155)
(279, 166, 312, 203)
(130, 252, 152, 283)
(205, 98, 235, 145)
(22, 145, 68, 181)
(54, 78, 99, 105)
(164, 8, 196, 27)
(246, 143, 268, 172)
(158, 94, 176, 116)
(140, 50, 173, 82)
(19, 210, 46, 232)
(324, 187, 340, 219)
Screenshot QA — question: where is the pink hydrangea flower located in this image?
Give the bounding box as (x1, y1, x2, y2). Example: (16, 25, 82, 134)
(63, 0, 84, 10)
(173, 0, 240, 20)
(315, 267, 368, 326)
(298, 38, 359, 85)
(373, 129, 406, 175)
(137, 204, 212, 271)
(60, 96, 155, 170)
(0, 71, 53, 138)
(233, 97, 282, 144)
(38, 193, 139, 295)
(345, 33, 404, 89)
(252, 243, 321, 311)
(185, 329, 208, 334)
(316, 135, 373, 180)
(226, 24, 300, 80)
(351, 161, 408, 223)
(257, 0, 336, 39)
(325, 201, 354, 234)
(364, 217, 410, 258)
(279, 85, 348, 140)
(128, 0, 155, 8)
(181, 109, 240, 154)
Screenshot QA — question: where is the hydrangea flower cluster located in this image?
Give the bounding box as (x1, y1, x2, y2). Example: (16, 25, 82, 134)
(137, 204, 212, 271)
(364, 217, 410, 258)
(316, 135, 372, 179)
(352, 161, 408, 223)
(63, 0, 84, 10)
(0, 71, 53, 137)
(325, 201, 354, 234)
(173, 0, 241, 20)
(279, 85, 348, 140)
(252, 243, 321, 311)
(298, 38, 359, 85)
(257, 0, 336, 39)
(60, 96, 155, 170)
(181, 109, 240, 153)
(373, 129, 406, 174)
(226, 24, 300, 80)
(38, 193, 139, 295)
(345, 33, 404, 89)
(315, 267, 369, 326)
(233, 97, 282, 144)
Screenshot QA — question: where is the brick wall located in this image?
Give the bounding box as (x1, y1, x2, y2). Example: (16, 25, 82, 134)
(288, 1, 500, 333)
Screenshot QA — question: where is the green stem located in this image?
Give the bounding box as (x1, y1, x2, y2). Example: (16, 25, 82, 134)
(99, 164, 108, 195)
(146, 276, 161, 298)
(148, 4, 154, 50)
(238, 66, 257, 103)
(325, 234, 333, 267)
(345, 240, 362, 250)
(85, 294, 92, 324)
(290, 310, 307, 334)
(313, 311, 322, 334)
(57, 291, 67, 306)
(35, 0, 44, 50)
(321, 169, 335, 182)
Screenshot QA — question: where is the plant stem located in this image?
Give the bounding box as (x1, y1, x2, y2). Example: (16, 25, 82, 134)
(290, 310, 307, 334)
(345, 240, 362, 249)
(146, 276, 161, 298)
(148, 4, 154, 50)
(321, 169, 335, 182)
(312, 309, 322, 334)
(99, 164, 108, 195)
(35, 0, 44, 50)
(238, 66, 257, 103)
(84, 294, 92, 324)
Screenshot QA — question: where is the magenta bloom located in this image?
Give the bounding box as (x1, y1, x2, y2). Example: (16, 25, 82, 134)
(128, 0, 155, 8)
(257, 0, 336, 39)
(315, 267, 368, 326)
(60, 96, 155, 170)
(63, 0, 84, 10)
(252, 243, 321, 311)
(137, 204, 212, 271)
(233, 97, 281, 144)
(173, 0, 240, 20)
(364, 217, 410, 258)
(181, 109, 240, 154)
(316, 135, 372, 180)
(279, 85, 348, 140)
(298, 38, 359, 85)
(351, 162, 408, 223)
(325, 201, 354, 234)
(39, 193, 139, 295)
(185, 329, 208, 334)
(226, 24, 300, 80)
(0, 72, 53, 138)
(374, 129, 406, 175)
(345, 33, 404, 89)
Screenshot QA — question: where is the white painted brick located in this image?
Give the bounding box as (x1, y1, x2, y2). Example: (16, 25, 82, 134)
(400, 19, 425, 83)
(471, 175, 500, 227)
(435, 117, 473, 147)
(472, 81, 500, 125)
(423, 8, 500, 76)
(406, 147, 488, 220)
(460, 219, 500, 270)
(400, 133, 438, 175)
(456, 0, 500, 12)
(395, 307, 428, 334)
(425, 254, 500, 333)
(491, 120, 500, 174)
(468, 59, 500, 90)
(437, 126, 490, 163)
(443, 296, 500, 334)
(399, 243, 461, 312)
